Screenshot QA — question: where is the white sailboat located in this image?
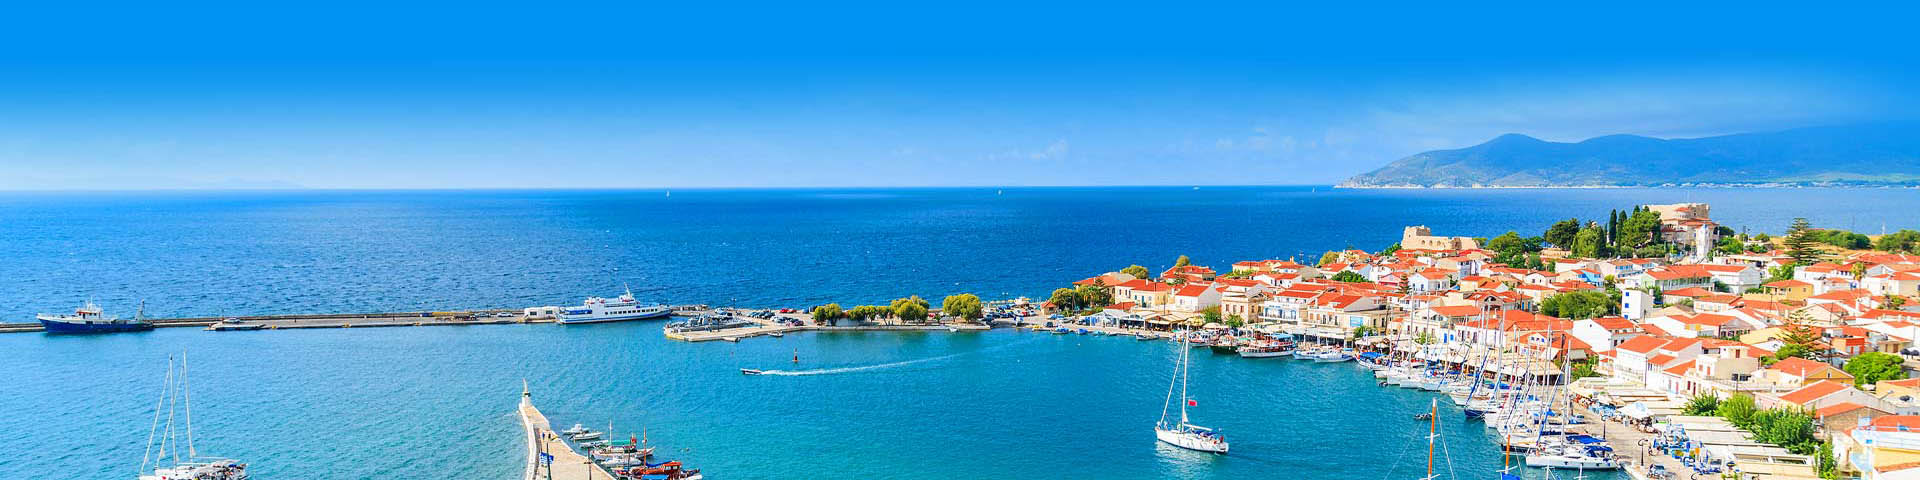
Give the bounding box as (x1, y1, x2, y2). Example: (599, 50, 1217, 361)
(1155, 332, 1229, 454)
(139, 352, 249, 480)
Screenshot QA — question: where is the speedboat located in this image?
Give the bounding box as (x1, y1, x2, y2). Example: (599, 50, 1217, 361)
(562, 423, 590, 435)
(569, 431, 603, 441)
(740, 368, 764, 375)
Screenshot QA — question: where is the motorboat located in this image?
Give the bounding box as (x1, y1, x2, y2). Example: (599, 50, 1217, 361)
(740, 368, 764, 375)
(562, 423, 590, 435)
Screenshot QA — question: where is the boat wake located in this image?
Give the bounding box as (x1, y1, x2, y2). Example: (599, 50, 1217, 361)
(751, 336, 1039, 376)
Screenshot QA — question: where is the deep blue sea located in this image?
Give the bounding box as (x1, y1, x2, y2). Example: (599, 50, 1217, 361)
(4, 186, 1918, 479)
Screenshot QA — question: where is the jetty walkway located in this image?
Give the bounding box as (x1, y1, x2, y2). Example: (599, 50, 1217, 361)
(520, 383, 615, 480)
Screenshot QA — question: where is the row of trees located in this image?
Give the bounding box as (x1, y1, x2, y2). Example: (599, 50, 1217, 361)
(1541, 206, 1674, 259)
(1680, 393, 1822, 454)
(810, 293, 987, 324)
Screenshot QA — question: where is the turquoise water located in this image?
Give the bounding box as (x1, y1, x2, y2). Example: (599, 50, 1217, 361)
(5, 324, 1612, 479)
(8, 186, 1917, 478)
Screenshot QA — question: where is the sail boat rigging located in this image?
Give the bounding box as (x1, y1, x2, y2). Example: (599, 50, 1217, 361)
(139, 351, 249, 480)
(1154, 331, 1228, 454)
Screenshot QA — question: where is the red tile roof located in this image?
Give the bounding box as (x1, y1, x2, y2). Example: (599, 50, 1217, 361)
(1665, 287, 1715, 297)
(1617, 335, 1668, 354)
(1778, 380, 1850, 405)
(1770, 357, 1839, 378)
(1869, 415, 1920, 431)
(1815, 402, 1869, 418)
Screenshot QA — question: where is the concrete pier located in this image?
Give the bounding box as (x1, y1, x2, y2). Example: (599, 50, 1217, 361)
(519, 382, 616, 480)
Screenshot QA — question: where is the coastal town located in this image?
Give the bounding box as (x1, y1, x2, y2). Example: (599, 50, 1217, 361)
(1015, 202, 1920, 480)
(25, 201, 1920, 480)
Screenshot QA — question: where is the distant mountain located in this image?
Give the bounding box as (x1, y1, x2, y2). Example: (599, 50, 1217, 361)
(1339, 124, 1920, 187)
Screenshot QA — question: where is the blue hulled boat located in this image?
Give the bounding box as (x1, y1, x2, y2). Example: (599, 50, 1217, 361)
(37, 301, 153, 334)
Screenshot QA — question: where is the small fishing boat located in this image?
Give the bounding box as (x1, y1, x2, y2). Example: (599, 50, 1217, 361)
(562, 423, 590, 435)
(740, 368, 764, 375)
(768, 332, 783, 338)
(1413, 412, 1434, 421)
(569, 431, 603, 441)
(947, 326, 958, 333)
(1135, 333, 1156, 341)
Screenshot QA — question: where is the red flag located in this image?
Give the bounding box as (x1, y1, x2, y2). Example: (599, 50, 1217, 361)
(1188, 399, 1198, 406)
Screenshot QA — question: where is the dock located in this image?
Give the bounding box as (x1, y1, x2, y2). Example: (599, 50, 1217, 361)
(2, 310, 563, 334)
(662, 310, 993, 342)
(520, 382, 616, 480)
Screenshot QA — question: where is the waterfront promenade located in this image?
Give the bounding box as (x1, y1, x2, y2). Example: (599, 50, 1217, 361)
(520, 383, 615, 480)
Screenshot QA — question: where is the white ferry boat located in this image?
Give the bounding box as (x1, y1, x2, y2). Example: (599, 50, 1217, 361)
(557, 288, 671, 324)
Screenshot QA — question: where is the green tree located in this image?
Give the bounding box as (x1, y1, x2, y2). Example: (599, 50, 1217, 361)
(1716, 393, 1759, 428)
(1380, 242, 1402, 255)
(1224, 314, 1245, 328)
(1569, 359, 1599, 380)
(1890, 295, 1908, 309)
(1351, 325, 1375, 340)
(1121, 265, 1150, 279)
(1049, 288, 1081, 311)
(1682, 393, 1721, 415)
(1877, 230, 1920, 254)
(1767, 344, 1816, 366)
(1486, 231, 1528, 255)
(1749, 407, 1819, 454)
(893, 299, 929, 323)
(811, 303, 844, 323)
(1201, 306, 1222, 324)
(1616, 210, 1663, 248)
(1073, 284, 1113, 309)
(1331, 271, 1369, 283)
(1819, 440, 1838, 479)
(1544, 218, 1582, 248)
(1539, 291, 1614, 319)
(941, 293, 984, 322)
(1174, 255, 1191, 267)
(1572, 225, 1608, 258)
(1845, 352, 1908, 387)
(1414, 332, 1435, 345)
(1783, 217, 1827, 265)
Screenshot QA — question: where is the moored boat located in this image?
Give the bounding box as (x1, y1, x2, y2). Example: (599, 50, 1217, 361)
(557, 286, 671, 324)
(40, 300, 153, 334)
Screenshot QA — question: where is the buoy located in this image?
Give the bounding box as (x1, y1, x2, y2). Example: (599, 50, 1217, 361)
(792, 348, 799, 364)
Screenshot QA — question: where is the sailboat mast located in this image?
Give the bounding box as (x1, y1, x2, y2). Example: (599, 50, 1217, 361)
(183, 350, 196, 458)
(1427, 398, 1437, 479)
(1167, 334, 1182, 424)
(140, 356, 174, 475)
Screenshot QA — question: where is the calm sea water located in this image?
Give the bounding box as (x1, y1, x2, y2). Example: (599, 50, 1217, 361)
(5, 186, 1918, 479)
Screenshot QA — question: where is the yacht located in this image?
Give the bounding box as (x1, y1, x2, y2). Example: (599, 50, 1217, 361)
(557, 287, 671, 324)
(1154, 333, 1229, 454)
(138, 352, 249, 480)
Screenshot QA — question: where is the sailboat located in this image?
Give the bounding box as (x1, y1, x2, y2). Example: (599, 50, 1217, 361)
(1155, 332, 1229, 454)
(139, 352, 250, 480)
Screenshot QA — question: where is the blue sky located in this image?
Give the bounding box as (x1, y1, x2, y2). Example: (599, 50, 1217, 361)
(1, 2, 1915, 189)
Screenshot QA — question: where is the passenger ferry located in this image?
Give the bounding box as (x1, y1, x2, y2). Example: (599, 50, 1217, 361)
(38, 300, 154, 334)
(557, 288, 671, 324)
